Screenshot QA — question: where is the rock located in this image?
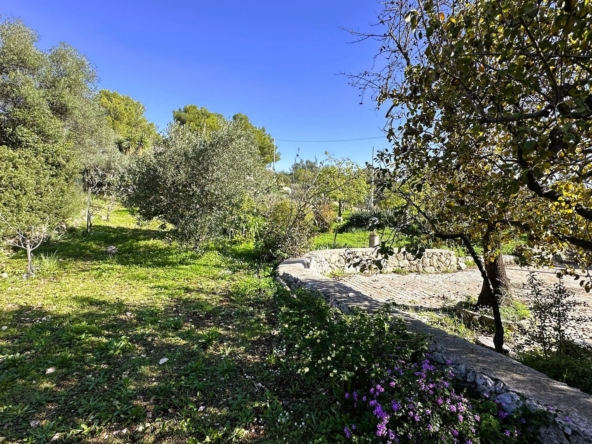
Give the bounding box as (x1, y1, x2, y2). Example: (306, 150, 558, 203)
(0, 272, 8, 279)
(496, 392, 523, 414)
(494, 381, 506, 394)
(106, 245, 118, 256)
(475, 373, 495, 394)
(430, 352, 446, 364)
(457, 261, 467, 271)
(451, 364, 467, 379)
(538, 426, 570, 444)
(466, 371, 476, 383)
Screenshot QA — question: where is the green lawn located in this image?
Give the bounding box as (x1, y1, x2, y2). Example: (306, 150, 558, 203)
(0, 208, 334, 443)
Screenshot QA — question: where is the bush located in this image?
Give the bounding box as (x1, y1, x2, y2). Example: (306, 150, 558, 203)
(314, 203, 337, 233)
(122, 122, 265, 247)
(274, 289, 551, 443)
(255, 200, 316, 261)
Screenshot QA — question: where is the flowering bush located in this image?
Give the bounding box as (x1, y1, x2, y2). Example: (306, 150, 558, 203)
(342, 357, 548, 443)
(274, 289, 550, 443)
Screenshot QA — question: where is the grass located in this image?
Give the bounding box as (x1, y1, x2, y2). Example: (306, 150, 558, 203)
(0, 207, 342, 443)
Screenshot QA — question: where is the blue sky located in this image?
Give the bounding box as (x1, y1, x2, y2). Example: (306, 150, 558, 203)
(4, 0, 390, 170)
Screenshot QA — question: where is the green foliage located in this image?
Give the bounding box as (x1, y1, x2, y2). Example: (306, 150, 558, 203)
(172, 105, 279, 165)
(255, 199, 316, 261)
(516, 273, 592, 394)
(275, 289, 429, 392)
(0, 18, 96, 246)
(123, 121, 266, 247)
(98, 90, 160, 154)
(316, 155, 369, 216)
(519, 349, 592, 396)
(356, 0, 592, 271)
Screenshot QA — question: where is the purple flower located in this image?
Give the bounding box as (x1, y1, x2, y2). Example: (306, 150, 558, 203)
(345, 393, 350, 399)
(449, 405, 457, 413)
(344, 428, 352, 439)
(425, 409, 432, 415)
(458, 414, 464, 422)
(452, 429, 459, 437)
(363, 396, 367, 401)
(520, 418, 526, 424)
(437, 398, 444, 405)
(392, 401, 401, 411)
(499, 411, 509, 419)
(474, 415, 480, 422)
(390, 381, 396, 388)
(352, 424, 356, 430)
(504, 430, 511, 437)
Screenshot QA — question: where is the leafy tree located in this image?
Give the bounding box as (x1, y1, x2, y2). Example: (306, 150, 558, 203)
(352, 0, 592, 273)
(172, 104, 224, 137)
(232, 113, 279, 165)
(0, 18, 97, 273)
(173, 105, 280, 165)
(123, 121, 266, 246)
(317, 155, 369, 217)
(351, 0, 592, 351)
(98, 90, 160, 154)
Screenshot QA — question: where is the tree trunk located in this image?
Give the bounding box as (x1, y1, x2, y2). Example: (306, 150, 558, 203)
(86, 189, 93, 234)
(460, 232, 506, 353)
(338, 200, 343, 218)
(26, 239, 33, 276)
(477, 252, 511, 306)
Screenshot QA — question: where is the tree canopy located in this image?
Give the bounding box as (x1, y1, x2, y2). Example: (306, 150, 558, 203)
(123, 121, 266, 246)
(173, 105, 280, 165)
(0, 18, 95, 237)
(98, 89, 160, 155)
(353, 0, 592, 270)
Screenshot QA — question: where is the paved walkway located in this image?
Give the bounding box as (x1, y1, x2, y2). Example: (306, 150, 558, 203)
(339, 266, 592, 342)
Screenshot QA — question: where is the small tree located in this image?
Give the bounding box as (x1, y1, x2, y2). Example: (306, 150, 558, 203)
(317, 154, 369, 218)
(123, 121, 266, 247)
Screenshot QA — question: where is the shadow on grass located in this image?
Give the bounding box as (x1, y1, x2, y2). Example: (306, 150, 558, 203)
(0, 290, 275, 443)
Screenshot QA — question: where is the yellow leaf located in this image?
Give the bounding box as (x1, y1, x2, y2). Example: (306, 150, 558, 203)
(439, 12, 445, 21)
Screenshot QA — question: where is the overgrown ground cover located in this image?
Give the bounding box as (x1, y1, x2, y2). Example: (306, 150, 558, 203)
(0, 208, 551, 443)
(0, 208, 344, 443)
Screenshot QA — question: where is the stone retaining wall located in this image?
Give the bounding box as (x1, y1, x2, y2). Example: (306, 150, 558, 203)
(277, 252, 592, 444)
(305, 248, 459, 275)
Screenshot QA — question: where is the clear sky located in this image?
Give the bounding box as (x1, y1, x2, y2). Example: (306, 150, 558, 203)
(3, 0, 390, 171)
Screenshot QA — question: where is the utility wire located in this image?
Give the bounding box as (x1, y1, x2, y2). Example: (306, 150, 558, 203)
(275, 136, 384, 143)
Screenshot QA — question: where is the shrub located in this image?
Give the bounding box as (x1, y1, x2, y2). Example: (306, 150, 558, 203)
(255, 199, 316, 261)
(275, 289, 551, 443)
(314, 202, 337, 233)
(123, 122, 265, 247)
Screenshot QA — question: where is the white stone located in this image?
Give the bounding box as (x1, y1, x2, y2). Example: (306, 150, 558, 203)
(158, 358, 169, 365)
(496, 392, 523, 414)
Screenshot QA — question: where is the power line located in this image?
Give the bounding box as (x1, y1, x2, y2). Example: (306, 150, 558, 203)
(275, 136, 384, 143)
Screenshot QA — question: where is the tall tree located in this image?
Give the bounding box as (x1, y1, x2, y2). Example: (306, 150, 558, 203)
(98, 90, 160, 154)
(172, 105, 280, 165)
(351, 0, 592, 275)
(0, 19, 98, 273)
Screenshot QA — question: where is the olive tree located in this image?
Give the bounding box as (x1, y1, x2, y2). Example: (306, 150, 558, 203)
(0, 18, 98, 274)
(123, 121, 266, 247)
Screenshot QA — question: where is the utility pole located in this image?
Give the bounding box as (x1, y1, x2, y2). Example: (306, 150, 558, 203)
(272, 138, 276, 171)
(370, 146, 375, 210)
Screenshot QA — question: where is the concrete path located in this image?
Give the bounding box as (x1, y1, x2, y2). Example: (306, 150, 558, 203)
(339, 266, 592, 342)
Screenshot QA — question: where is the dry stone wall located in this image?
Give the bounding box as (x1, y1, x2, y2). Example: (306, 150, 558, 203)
(277, 250, 592, 444)
(305, 248, 459, 275)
